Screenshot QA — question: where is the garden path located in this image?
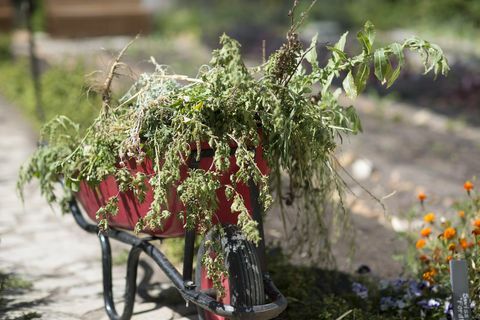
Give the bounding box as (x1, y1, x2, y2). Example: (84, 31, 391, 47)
(0, 96, 196, 320)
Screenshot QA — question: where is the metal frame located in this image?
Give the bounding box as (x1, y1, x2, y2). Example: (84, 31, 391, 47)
(68, 148, 287, 320)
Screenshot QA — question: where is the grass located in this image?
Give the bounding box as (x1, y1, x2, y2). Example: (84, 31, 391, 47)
(0, 272, 33, 292)
(112, 248, 130, 266)
(267, 248, 403, 320)
(0, 271, 41, 320)
(0, 33, 98, 130)
(4, 313, 42, 320)
(0, 59, 99, 130)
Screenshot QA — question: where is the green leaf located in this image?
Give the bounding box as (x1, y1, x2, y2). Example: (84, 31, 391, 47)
(335, 31, 348, 51)
(357, 21, 376, 54)
(385, 43, 404, 88)
(65, 176, 80, 192)
(321, 73, 335, 96)
(374, 49, 388, 83)
(330, 32, 348, 62)
(342, 71, 357, 99)
(390, 42, 404, 67)
(346, 106, 363, 133)
(326, 46, 347, 62)
(354, 63, 370, 94)
(386, 63, 401, 88)
(305, 34, 318, 69)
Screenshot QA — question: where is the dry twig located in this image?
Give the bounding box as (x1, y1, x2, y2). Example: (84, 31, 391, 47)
(102, 35, 139, 113)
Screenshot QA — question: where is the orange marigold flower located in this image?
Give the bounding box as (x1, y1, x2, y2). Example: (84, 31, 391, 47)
(418, 192, 427, 202)
(473, 228, 480, 236)
(422, 268, 437, 284)
(458, 211, 465, 219)
(459, 238, 471, 250)
(464, 181, 474, 192)
(473, 219, 480, 228)
(444, 227, 456, 240)
(416, 239, 427, 249)
(446, 255, 453, 263)
(447, 243, 457, 251)
(420, 227, 432, 238)
(423, 212, 436, 223)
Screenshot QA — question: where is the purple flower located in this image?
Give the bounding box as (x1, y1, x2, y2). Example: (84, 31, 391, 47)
(352, 282, 368, 299)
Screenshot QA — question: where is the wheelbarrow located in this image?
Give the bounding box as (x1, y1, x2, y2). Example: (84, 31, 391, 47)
(69, 142, 287, 320)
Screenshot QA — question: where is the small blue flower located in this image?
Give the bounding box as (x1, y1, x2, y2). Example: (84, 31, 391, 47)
(380, 296, 395, 311)
(418, 280, 430, 290)
(396, 299, 407, 309)
(352, 282, 368, 299)
(379, 279, 389, 290)
(418, 298, 441, 310)
(407, 280, 423, 297)
(428, 299, 441, 308)
(391, 278, 407, 290)
(444, 298, 453, 318)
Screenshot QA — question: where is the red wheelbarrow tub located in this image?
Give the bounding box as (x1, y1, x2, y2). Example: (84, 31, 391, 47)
(76, 143, 268, 237)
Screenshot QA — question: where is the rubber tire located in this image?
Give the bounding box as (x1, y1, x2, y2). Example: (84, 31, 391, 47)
(196, 225, 265, 320)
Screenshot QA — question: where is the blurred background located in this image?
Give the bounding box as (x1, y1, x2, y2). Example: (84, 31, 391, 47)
(0, 0, 479, 319)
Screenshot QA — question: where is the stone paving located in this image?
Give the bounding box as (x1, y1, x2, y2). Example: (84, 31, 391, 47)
(0, 97, 196, 319)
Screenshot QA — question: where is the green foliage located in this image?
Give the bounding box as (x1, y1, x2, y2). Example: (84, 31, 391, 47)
(96, 197, 119, 231)
(18, 21, 448, 296)
(0, 35, 11, 61)
(202, 226, 228, 298)
(157, 0, 480, 46)
(154, 0, 292, 42)
(0, 59, 98, 129)
(340, 0, 480, 31)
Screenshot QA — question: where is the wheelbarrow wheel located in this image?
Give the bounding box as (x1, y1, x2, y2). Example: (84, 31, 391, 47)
(195, 225, 265, 320)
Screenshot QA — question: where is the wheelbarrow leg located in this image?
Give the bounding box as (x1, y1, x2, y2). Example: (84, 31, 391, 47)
(182, 229, 196, 285)
(99, 233, 142, 320)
